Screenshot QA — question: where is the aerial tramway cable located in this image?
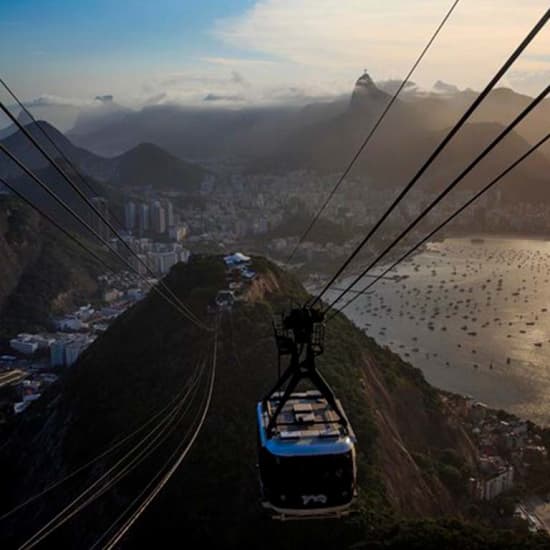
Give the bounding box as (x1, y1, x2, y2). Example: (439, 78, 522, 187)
(18, 360, 208, 550)
(328, 131, 550, 319)
(326, 84, 549, 314)
(0, 175, 120, 274)
(0, 100, 209, 330)
(0, 143, 211, 331)
(95, 327, 218, 550)
(0, 361, 204, 522)
(0, 76, 126, 230)
(286, 0, 461, 264)
(311, 8, 550, 307)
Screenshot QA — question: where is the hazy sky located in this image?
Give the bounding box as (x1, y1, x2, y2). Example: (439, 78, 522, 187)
(0, 0, 548, 111)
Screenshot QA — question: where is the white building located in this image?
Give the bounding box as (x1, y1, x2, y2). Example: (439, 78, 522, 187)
(65, 341, 86, 366)
(56, 317, 84, 332)
(169, 225, 188, 242)
(151, 201, 166, 235)
(14, 401, 30, 414)
(76, 305, 95, 321)
(10, 337, 38, 355)
(50, 341, 66, 367)
(126, 288, 143, 300)
(29, 335, 55, 350)
(179, 248, 191, 263)
(163, 200, 175, 227)
(138, 203, 150, 234)
(104, 288, 123, 302)
(476, 466, 514, 500)
(472, 456, 515, 500)
(124, 201, 137, 230)
(150, 251, 178, 274)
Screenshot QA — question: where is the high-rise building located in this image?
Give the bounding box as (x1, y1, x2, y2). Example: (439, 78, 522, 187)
(90, 196, 111, 241)
(150, 251, 178, 274)
(169, 224, 188, 242)
(132, 253, 149, 275)
(124, 201, 137, 231)
(162, 200, 175, 228)
(65, 341, 85, 367)
(50, 341, 65, 367)
(151, 201, 166, 235)
(138, 203, 150, 235)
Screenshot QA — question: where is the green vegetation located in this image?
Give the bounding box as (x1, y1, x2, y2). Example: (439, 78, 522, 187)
(267, 208, 359, 245)
(412, 449, 472, 497)
(2, 256, 549, 549)
(357, 518, 550, 549)
(0, 196, 108, 336)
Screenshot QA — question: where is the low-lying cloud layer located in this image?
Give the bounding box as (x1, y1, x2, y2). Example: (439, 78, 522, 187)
(3, 0, 547, 127)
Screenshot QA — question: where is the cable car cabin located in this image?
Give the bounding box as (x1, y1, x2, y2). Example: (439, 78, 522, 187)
(257, 390, 357, 520)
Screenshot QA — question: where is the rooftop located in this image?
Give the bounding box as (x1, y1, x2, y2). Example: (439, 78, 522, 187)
(257, 391, 356, 457)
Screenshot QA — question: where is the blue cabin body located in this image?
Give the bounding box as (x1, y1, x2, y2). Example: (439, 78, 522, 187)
(257, 390, 357, 520)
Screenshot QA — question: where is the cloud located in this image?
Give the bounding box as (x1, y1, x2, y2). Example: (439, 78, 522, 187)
(142, 92, 168, 106)
(24, 0, 541, 113)
(212, 0, 550, 93)
(230, 70, 249, 87)
(95, 95, 114, 103)
(23, 94, 95, 108)
(21, 93, 123, 110)
(506, 70, 550, 96)
(433, 80, 460, 94)
(376, 79, 418, 95)
(524, 54, 550, 64)
(4, 0, 548, 114)
(203, 93, 245, 102)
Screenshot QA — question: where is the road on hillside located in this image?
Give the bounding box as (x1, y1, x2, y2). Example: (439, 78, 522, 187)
(0, 369, 27, 388)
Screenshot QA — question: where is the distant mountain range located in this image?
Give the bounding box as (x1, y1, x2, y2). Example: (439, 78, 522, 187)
(64, 74, 549, 168)
(1, 74, 548, 211)
(68, 103, 346, 160)
(250, 75, 550, 206)
(0, 121, 207, 192)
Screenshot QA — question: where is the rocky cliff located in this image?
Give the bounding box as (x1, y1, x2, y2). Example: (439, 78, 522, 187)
(0, 195, 102, 336)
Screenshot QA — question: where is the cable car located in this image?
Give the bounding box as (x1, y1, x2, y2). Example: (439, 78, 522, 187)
(257, 307, 357, 520)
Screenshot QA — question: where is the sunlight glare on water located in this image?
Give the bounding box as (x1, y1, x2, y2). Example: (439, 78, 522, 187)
(329, 237, 550, 425)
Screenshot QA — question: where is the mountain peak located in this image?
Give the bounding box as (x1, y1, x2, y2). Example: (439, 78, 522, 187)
(112, 141, 206, 191)
(350, 71, 389, 109)
(1, 119, 69, 150)
(356, 70, 377, 89)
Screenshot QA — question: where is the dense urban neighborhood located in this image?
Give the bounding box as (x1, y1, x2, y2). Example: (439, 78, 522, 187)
(0, 271, 150, 420)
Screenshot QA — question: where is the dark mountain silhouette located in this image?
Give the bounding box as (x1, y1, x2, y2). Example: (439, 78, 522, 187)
(69, 95, 132, 137)
(0, 121, 91, 179)
(350, 71, 391, 109)
(67, 101, 350, 159)
(0, 121, 207, 192)
(109, 142, 207, 191)
(254, 76, 550, 205)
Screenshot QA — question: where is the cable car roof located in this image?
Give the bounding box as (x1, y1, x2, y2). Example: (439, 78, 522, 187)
(257, 391, 356, 457)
